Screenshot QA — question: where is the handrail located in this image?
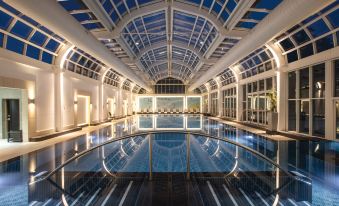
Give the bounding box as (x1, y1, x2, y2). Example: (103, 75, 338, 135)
(31, 130, 301, 185)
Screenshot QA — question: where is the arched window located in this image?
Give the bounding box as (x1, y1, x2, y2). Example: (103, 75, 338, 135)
(154, 77, 185, 94)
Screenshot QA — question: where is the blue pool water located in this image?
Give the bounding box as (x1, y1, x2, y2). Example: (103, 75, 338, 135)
(0, 115, 338, 205)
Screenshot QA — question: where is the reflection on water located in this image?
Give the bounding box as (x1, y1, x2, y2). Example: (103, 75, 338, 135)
(137, 114, 202, 130)
(0, 115, 338, 205)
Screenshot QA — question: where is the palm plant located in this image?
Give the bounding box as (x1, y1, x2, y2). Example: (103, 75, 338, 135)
(267, 89, 277, 112)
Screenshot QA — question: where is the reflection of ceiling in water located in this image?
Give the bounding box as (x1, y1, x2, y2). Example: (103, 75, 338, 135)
(154, 133, 186, 149)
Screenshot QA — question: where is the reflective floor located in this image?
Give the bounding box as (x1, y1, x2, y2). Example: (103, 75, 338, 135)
(0, 115, 338, 205)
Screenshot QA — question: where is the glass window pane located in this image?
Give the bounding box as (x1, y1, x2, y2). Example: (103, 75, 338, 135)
(30, 31, 47, 46)
(292, 30, 310, 45)
(312, 99, 325, 137)
(307, 19, 330, 38)
(10, 21, 32, 39)
(259, 80, 265, 91)
(280, 38, 294, 51)
(287, 50, 298, 63)
(313, 63, 325, 98)
(288, 71, 296, 99)
(299, 43, 314, 58)
(316, 35, 334, 53)
(26, 45, 40, 60)
(300, 68, 309, 98)
(266, 78, 272, 90)
(288, 100, 296, 131)
(0, 10, 13, 30)
(45, 39, 60, 52)
(42, 52, 53, 64)
(0, 32, 3, 47)
(6, 36, 24, 54)
(335, 60, 339, 97)
(300, 100, 309, 134)
(326, 9, 339, 28)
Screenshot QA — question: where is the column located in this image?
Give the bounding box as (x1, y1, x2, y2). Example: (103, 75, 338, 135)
(236, 83, 243, 121)
(54, 68, 64, 132)
(98, 81, 104, 122)
(325, 60, 335, 140)
(217, 88, 223, 117)
(277, 71, 288, 131)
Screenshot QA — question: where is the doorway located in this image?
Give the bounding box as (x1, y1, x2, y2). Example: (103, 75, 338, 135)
(2, 99, 22, 142)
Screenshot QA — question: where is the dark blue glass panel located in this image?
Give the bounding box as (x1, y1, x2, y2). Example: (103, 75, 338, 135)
(59, 0, 87, 11)
(117, 4, 127, 16)
(292, 30, 310, 45)
(226, 0, 237, 12)
(21, 15, 39, 27)
(236, 22, 256, 29)
(259, 51, 269, 61)
(137, 0, 153, 6)
(10, 21, 32, 39)
(220, 10, 229, 21)
(0, 1, 20, 15)
(212, 2, 222, 14)
(0, 32, 3, 47)
(0, 10, 13, 30)
(42, 52, 53, 64)
(316, 35, 334, 53)
(110, 12, 119, 23)
(83, 23, 104, 30)
(203, 0, 213, 9)
(26, 45, 40, 60)
(6, 36, 24, 54)
(279, 38, 294, 51)
(244, 11, 267, 20)
(287, 50, 298, 63)
(30, 31, 47, 46)
(126, 0, 137, 9)
(73, 13, 93, 22)
(45, 39, 60, 52)
(252, 0, 281, 10)
(326, 9, 339, 28)
(299, 43, 313, 59)
(307, 19, 330, 38)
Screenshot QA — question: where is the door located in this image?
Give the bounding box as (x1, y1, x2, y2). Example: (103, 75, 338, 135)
(4, 99, 21, 142)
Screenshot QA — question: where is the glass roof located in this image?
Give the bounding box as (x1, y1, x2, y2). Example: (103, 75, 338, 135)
(56, 0, 283, 84)
(275, 1, 338, 63)
(236, 46, 275, 79)
(0, 1, 66, 64)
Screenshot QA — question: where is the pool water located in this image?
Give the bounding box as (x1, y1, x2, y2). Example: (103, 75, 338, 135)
(0, 115, 338, 205)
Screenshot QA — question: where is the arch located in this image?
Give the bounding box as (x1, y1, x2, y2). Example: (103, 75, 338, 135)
(111, 1, 226, 38)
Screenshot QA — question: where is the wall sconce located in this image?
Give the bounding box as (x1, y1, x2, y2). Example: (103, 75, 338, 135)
(74, 101, 78, 104)
(28, 99, 35, 104)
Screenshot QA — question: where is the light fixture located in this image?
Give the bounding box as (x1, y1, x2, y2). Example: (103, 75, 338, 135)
(316, 82, 322, 89)
(28, 99, 35, 104)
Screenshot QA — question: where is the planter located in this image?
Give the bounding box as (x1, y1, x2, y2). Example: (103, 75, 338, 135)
(267, 111, 278, 132)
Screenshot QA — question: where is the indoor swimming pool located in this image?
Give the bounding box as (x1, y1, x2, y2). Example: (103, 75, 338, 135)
(0, 115, 338, 206)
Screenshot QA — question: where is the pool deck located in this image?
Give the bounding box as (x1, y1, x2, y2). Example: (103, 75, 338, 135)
(209, 117, 292, 141)
(0, 121, 115, 162)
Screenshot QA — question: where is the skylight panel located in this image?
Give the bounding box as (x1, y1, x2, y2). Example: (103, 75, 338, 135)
(10, 21, 33, 39)
(0, 10, 13, 30)
(307, 19, 330, 38)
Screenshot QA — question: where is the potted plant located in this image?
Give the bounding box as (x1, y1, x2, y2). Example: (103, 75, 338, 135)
(267, 89, 278, 132)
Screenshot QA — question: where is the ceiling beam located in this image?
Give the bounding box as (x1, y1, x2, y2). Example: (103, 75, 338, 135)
(82, 0, 114, 31)
(223, 0, 256, 30)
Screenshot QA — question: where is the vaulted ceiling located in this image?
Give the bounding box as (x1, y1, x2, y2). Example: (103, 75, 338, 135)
(57, 0, 283, 85)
